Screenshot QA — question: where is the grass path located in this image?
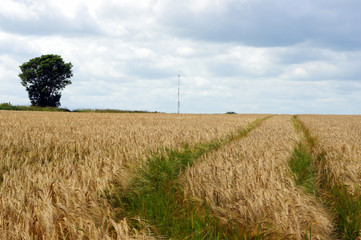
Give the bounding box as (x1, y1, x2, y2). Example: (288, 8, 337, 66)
(292, 116, 361, 240)
(289, 116, 319, 196)
(107, 116, 271, 239)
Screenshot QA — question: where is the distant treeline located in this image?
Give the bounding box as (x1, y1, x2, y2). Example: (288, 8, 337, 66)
(0, 103, 155, 113)
(73, 109, 156, 113)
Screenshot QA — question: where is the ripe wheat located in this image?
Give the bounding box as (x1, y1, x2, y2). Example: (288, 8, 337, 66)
(183, 115, 334, 239)
(0, 111, 260, 239)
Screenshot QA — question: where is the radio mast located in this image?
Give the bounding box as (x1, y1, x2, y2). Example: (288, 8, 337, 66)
(177, 73, 180, 114)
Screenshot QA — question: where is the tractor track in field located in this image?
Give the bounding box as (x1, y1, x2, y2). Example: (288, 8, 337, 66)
(107, 116, 271, 239)
(292, 116, 361, 240)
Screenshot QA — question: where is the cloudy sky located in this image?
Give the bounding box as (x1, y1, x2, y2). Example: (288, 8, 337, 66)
(1, 0, 360, 114)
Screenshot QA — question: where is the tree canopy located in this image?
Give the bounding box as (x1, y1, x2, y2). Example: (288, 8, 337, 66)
(19, 54, 73, 107)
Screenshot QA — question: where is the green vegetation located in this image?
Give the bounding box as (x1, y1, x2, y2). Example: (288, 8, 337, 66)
(19, 54, 73, 107)
(290, 116, 318, 195)
(330, 183, 361, 239)
(293, 115, 361, 240)
(0, 103, 156, 113)
(108, 117, 269, 239)
(315, 150, 361, 240)
(0, 102, 70, 112)
(289, 143, 317, 195)
(73, 108, 155, 113)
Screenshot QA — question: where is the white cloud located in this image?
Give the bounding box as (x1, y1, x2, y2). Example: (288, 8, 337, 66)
(155, 0, 361, 50)
(0, 55, 19, 85)
(0, 55, 28, 104)
(0, 0, 38, 20)
(0, 0, 360, 114)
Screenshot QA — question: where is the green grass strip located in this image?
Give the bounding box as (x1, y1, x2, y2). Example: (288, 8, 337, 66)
(0, 102, 158, 113)
(293, 116, 361, 240)
(0, 102, 70, 112)
(289, 117, 318, 195)
(289, 143, 318, 195)
(329, 184, 361, 239)
(108, 117, 270, 239)
(72, 108, 155, 113)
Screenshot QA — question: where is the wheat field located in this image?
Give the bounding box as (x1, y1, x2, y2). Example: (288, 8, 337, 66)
(183, 115, 333, 239)
(1, 111, 360, 239)
(0, 111, 261, 239)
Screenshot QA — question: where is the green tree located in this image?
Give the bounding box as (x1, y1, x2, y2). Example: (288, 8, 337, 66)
(19, 54, 73, 107)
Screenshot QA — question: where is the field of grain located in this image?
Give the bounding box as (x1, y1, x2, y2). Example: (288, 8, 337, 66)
(0, 111, 261, 239)
(1, 112, 361, 239)
(298, 115, 361, 194)
(183, 115, 333, 239)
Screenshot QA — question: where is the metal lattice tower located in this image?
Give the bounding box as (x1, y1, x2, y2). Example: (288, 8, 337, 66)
(177, 73, 180, 114)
